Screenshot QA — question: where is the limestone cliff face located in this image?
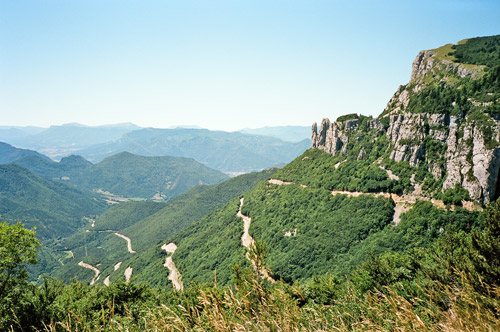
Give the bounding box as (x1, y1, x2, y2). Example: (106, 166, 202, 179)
(312, 42, 500, 204)
(312, 114, 500, 204)
(410, 49, 483, 87)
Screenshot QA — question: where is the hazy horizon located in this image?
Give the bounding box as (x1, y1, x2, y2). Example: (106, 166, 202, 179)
(1, 1, 499, 131)
(0, 122, 312, 134)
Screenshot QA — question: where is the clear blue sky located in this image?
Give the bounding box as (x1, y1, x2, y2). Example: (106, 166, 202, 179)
(1, 0, 499, 131)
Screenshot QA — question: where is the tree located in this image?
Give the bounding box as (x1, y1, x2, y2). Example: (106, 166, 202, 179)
(471, 198, 500, 285)
(0, 221, 40, 298)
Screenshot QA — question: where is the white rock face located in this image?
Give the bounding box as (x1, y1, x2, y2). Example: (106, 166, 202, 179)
(311, 49, 500, 204)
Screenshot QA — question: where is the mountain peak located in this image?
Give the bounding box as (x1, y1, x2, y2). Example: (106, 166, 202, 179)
(312, 35, 500, 205)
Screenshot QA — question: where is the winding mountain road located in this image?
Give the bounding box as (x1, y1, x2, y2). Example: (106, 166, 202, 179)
(267, 179, 482, 225)
(161, 243, 183, 291)
(114, 233, 136, 253)
(124, 266, 133, 282)
(78, 261, 100, 286)
(237, 198, 275, 283)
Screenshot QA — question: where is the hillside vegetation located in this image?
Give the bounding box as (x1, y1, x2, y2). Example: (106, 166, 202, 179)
(1, 198, 499, 331)
(15, 151, 229, 201)
(0, 142, 50, 164)
(167, 148, 481, 286)
(1, 35, 499, 331)
(0, 164, 106, 240)
(76, 128, 310, 172)
(48, 169, 276, 285)
(67, 152, 229, 200)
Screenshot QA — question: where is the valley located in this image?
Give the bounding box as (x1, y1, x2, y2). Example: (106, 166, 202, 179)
(0, 34, 499, 331)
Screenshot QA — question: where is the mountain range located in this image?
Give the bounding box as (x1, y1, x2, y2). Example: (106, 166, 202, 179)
(1, 125, 311, 173)
(74, 128, 310, 172)
(238, 125, 310, 142)
(1, 143, 229, 201)
(1, 34, 500, 331)
(29, 34, 500, 288)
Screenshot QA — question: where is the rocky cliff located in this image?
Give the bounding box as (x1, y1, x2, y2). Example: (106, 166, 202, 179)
(312, 36, 500, 204)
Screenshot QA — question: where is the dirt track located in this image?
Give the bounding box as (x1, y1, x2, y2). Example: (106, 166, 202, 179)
(161, 243, 183, 291)
(267, 179, 482, 225)
(78, 261, 100, 286)
(114, 233, 136, 253)
(237, 198, 275, 283)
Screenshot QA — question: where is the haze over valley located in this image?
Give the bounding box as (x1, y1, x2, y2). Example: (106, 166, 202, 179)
(1, 1, 499, 330)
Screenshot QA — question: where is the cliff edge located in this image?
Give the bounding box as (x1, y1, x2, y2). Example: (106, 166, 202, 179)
(312, 35, 500, 204)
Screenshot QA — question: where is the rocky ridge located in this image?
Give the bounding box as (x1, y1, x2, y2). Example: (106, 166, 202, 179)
(312, 38, 500, 204)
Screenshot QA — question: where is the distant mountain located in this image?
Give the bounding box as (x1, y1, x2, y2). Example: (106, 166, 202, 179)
(0, 142, 51, 164)
(48, 168, 277, 284)
(53, 34, 498, 288)
(5, 123, 141, 159)
(68, 152, 229, 200)
(13, 151, 228, 200)
(239, 125, 311, 142)
(0, 164, 106, 240)
(76, 128, 310, 172)
(14, 154, 92, 179)
(0, 126, 45, 142)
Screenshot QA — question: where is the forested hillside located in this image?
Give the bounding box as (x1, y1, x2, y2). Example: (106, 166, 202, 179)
(0, 35, 499, 331)
(0, 142, 50, 164)
(14, 151, 229, 201)
(0, 164, 106, 240)
(168, 149, 482, 285)
(66, 152, 229, 200)
(46, 169, 276, 285)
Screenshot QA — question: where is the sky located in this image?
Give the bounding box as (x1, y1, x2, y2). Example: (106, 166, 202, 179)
(0, 1, 499, 132)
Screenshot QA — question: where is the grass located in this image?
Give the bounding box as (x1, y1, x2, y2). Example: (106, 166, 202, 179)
(41, 259, 500, 332)
(429, 42, 485, 75)
(431, 43, 457, 61)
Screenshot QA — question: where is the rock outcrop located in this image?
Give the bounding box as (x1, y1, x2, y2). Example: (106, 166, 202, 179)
(312, 40, 500, 204)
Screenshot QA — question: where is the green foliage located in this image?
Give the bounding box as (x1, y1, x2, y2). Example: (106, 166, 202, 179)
(244, 184, 394, 282)
(470, 198, 500, 285)
(403, 36, 500, 121)
(0, 164, 106, 240)
(406, 81, 473, 116)
(0, 142, 50, 164)
(3, 36, 500, 331)
(169, 198, 247, 285)
(467, 109, 500, 149)
(50, 169, 276, 285)
(3, 199, 498, 331)
(451, 35, 500, 68)
(13, 151, 230, 201)
(0, 222, 39, 297)
(277, 149, 396, 193)
(68, 152, 229, 200)
(92, 201, 166, 232)
(161, 150, 480, 287)
(438, 184, 471, 206)
(379, 115, 390, 128)
(0, 221, 40, 330)
(336, 113, 360, 122)
(14, 154, 92, 180)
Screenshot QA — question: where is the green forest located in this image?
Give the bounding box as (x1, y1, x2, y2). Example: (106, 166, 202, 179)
(1, 34, 499, 331)
(1, 198, 499, 331)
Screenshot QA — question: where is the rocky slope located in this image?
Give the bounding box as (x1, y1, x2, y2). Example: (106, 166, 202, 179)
(312, 35, 500, 204)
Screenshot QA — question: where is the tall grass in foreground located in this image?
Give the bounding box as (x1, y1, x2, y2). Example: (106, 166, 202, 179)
(44, 256, 500, 331)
